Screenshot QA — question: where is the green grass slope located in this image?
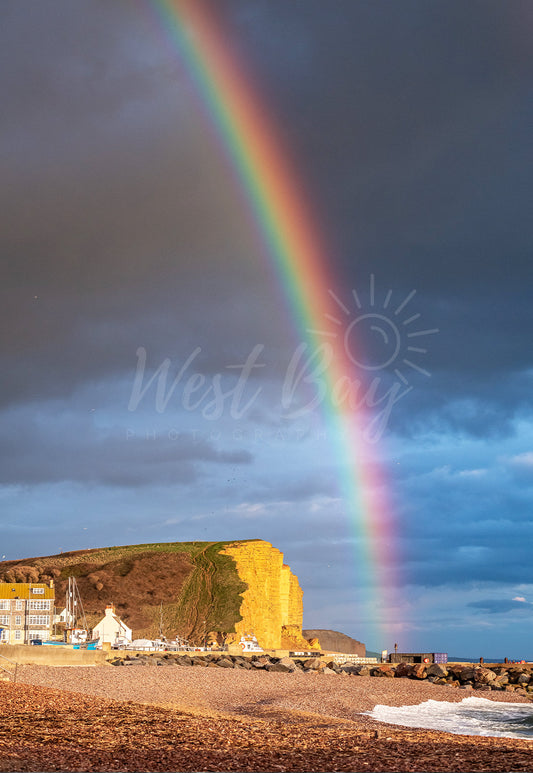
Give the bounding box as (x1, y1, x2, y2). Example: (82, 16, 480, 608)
(0, 541, 249, 643)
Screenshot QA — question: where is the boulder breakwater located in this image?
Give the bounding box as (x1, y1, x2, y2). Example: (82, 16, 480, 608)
(362, 661, 533, 698)
(109, 652, 533, 699)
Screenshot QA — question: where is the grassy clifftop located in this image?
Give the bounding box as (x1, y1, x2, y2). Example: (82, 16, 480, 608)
(0, 541, 249, 643)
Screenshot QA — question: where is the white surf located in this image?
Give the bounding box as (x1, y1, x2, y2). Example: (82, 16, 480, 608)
(366, 696, 533, 739)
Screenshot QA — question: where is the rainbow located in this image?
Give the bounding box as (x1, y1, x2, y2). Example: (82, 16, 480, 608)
(146, 0, 401, 648)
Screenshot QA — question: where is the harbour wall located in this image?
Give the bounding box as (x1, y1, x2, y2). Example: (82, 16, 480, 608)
(0, 644, 110, 666)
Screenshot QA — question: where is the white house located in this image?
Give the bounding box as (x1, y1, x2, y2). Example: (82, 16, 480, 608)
(54, 607, 68, 624)
(92, 604, 132, 647)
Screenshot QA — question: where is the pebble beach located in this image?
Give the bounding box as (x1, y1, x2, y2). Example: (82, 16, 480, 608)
(0, 665, 532, 771)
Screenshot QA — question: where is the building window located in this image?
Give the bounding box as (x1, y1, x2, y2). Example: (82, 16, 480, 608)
(0, 601, 9, 610)
(28, 615, 49, 626)
(15, 600, 22, 610)
(28, 600, 50, 610)
(0, 630, 8, 642)
(31, 588, 45, 595)
(30, 630, 48, 641)
(14, 630, 22, 641)
(0, 615, 9, 625)
(15, 616, 21, 625)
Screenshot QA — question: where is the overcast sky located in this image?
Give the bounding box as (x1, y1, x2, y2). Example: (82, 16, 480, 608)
(2, 0, 533, 656)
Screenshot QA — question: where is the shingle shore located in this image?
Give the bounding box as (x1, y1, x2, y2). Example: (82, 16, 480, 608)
(105, 652, 533, 698)
(16, 663, 531, 723)
(3, 667, 533, 772)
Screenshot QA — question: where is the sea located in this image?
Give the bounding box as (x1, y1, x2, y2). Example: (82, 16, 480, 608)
(367, 697, 533, 739)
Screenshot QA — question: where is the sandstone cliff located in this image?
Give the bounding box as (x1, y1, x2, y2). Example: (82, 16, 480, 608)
(221, 540, 311, 650)
(0, 540, 313, 649)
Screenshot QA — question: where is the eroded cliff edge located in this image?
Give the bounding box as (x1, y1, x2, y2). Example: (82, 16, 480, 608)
(222, 539, 311, 650)
(0, 539, 314, 649)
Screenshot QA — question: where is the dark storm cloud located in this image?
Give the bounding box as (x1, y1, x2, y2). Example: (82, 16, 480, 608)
(399, 515, 533, 587)
(405, 548, 533, 587)
(1, 0, 532, 445)
(380, 450, 533, 589)
(235, 0, 533, 290)
(388, 381, 533, 441)
(223, 0, 533, 434)
(0, 1, 298, 412)
(247, 470, 339, 503)
(467, 599, 533, 615)
(0, 408, 251, 487)
(2, 0, 533, 655)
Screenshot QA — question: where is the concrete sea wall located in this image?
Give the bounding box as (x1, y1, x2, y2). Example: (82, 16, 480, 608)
(0, 644, 109, 666)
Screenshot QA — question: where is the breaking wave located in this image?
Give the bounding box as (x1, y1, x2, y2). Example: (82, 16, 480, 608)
(366, 696, 533, 739)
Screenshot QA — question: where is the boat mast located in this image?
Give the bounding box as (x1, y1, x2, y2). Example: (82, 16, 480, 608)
(65, 577, 88, 631)
(66, 577, 74, 628)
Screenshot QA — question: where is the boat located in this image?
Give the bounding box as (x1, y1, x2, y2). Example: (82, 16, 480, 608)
(239, 633, 263, 653)
(72, 639, 99, 650)
(63, 577, 98, 646)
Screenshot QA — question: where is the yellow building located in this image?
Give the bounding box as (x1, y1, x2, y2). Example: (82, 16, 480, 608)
(0, 581, 55, 644)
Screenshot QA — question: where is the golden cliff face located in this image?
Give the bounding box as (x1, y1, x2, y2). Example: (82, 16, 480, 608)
(221, 540, 312, 650)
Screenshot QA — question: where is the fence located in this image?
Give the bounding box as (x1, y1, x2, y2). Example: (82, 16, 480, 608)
(329, 655, 378, 665)
(0, 651, 18, 682)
